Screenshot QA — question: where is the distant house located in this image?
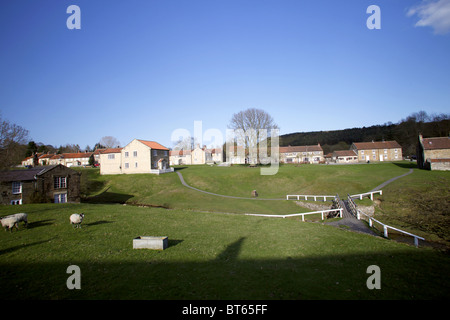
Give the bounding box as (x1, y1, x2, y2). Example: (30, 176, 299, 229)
(351, 141, 402, 162)
(99, 148, 123, 175)
(279, 144, 324, 164)
(206, 148, 223, 164)
(191, 146, 206, 165)
(0, 165, 81, 205)
(332, 150, 358, 163)
(99, 139, 173, 175)
(169, 146, 223, 166)
(417, 134, 450, 171)
(48, 152, 92, 167)
(169, 149, 192, 165)
(226, 145, 246, 164)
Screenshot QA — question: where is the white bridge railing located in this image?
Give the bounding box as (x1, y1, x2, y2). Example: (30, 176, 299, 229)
(349, 190, 382, 201)
(347, 194, 424, 247)
(356, 209, 425, 247)
(286, 194, 335, 201)
(245, 208, 343, 221)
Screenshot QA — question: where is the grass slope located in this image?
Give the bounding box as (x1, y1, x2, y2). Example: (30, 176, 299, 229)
(1, 203, 449, 300)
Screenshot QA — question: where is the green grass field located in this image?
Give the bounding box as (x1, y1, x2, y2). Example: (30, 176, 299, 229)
(1, 162, 449, 300)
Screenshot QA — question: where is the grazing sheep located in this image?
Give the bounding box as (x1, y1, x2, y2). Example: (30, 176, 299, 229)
(5, 213, 28, 227)
(1, 216, 19, 232)
(70, 213, 85, 228)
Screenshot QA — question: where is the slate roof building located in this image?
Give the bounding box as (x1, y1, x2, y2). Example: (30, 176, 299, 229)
(417, 134, 450, 171)
(0, 165, 81, 205)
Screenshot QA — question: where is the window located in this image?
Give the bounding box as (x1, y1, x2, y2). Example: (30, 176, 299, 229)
(153, 150, 157, 156)
(164, 151, 168, 156)
(54, 193, 67, 204)
(372, 150, 376, 154)
(108, 154, 115, 160)
(373, 155, 376, 160)
(54, 177, 67, 189)
(11, 199, 22, 205)
(125, 152, 129, 158)
(395, 149, 398, 153)
(361, 150, 365, 155)
(384, 149, 388, 153)
(133, 151, 138, 157)
(124, 163, 129, 169)
(12, 182, 22, 194)
(135, 162, 138, 168)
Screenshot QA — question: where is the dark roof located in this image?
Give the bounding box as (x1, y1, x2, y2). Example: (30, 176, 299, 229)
(333, 150, 358, 157)
(0, 165, 58, 182)
(422, 137, 450, 150)
(352, 141, 401, 150)
(279, 145, 323, 153)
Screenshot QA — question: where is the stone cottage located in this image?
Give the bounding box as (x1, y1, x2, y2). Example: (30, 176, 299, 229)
(417, 134, 450, 171)
(0, 164, 81, 205)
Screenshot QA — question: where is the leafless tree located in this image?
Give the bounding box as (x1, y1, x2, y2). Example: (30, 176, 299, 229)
(99, 136, 121, 148)
(228, 108, 279, 163)
(0, 115, 30, 169)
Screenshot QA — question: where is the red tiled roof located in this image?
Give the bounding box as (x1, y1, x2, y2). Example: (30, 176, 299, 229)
(352, 141, 401, 150)
(59, 152, 92, 159)
(279, 145, 323, 153)
(170, 150, 191, 156)
(99, 148, 123, 154)
(334, 150, 357, 157)
(137, 140, 169, 151)
(422, 137, 450, 150)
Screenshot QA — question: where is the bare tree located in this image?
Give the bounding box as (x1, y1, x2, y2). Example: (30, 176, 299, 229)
(173, 136, 198, 151)
(228, 108, 278, 164)
(99, 136, 121, 148)
(0, 115, 30, 169)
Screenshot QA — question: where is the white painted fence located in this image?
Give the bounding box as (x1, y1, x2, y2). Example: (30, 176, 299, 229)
(356, 210, 425, 247)
(347, 194, 424, 247)
(349, 190, 382, 200)
(286, 194, 335, 201)
(245, 208, 343, 221)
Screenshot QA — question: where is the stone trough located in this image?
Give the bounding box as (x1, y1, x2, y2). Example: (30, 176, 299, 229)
(133, 236, 168, 250)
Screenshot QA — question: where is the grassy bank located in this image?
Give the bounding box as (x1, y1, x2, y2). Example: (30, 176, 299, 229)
(1, 203, 449, 300)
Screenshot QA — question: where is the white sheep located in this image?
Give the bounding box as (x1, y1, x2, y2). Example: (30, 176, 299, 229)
(5, 213, 28, 227)
(70, 213, 85, 228)
(1, 216, 19, 232)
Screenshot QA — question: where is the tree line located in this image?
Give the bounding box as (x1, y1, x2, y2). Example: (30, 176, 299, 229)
(280, 111, 450, 156)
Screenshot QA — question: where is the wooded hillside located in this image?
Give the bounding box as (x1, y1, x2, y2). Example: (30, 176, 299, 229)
(280, 111, 450, 156)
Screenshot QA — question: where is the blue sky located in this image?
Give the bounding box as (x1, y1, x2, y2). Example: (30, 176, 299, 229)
(0, 0, 449, 149)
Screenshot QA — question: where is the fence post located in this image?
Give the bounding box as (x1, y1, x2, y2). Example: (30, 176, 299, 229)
(383, 225, 388, 238)
(414, 237, 419, 247)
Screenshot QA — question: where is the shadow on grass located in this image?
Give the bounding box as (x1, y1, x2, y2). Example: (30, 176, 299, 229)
(392, 161, 417, 169)
(84, 220, 115, 227)
(0, 238, 56, 256)
(28, 219, 55, 229)
(83, 187, 134, 205)
(1, 237, 449, 300)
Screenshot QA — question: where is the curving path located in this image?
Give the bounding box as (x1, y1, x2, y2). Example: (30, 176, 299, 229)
(176, 168, 415, 200)
(370, 169, 414, 192)
(176, 171, 284, 200)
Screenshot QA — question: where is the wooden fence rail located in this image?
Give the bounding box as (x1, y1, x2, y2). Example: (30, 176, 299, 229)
(245, 208, 343, 221)
(286, 194, 335, 201)
(347, 194, 424, 247)
(349, 190, 382, 201)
